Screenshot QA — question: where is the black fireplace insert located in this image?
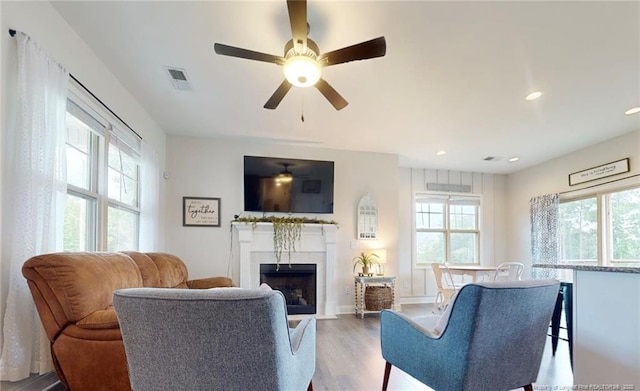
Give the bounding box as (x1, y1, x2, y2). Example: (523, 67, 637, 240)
(260, 263, 316, 315)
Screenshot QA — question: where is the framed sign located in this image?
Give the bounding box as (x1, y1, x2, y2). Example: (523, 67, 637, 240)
(569, 158, 630, 186)
(183, 197, 220, 227)
(302, 180, 322, 194)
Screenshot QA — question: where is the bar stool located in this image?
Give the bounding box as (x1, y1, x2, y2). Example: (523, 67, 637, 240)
(550, 281, 573, 369)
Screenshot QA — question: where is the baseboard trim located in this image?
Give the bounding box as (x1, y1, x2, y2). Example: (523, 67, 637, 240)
(333, 298, 435, 315)
(43, 380, 62, 391)
(399, 296, 434, 305)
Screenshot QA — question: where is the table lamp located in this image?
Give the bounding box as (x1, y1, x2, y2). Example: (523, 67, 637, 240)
(371, 249, 387, 276)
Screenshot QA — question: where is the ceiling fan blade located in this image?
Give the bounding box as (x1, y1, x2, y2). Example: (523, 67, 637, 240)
(264, 80, 293, 110)
(315, 78, 348, 110)
(287, 0, 307, 49)
(214, 43, 285, 65)
(319, 37, 387, 67)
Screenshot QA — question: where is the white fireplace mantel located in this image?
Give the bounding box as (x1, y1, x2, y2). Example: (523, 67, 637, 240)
(232, 222, 338, 318)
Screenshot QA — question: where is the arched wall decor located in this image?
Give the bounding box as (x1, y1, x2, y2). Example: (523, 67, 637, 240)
(357, 193, 377, 240)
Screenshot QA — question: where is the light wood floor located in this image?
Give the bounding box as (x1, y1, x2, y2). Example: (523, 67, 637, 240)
(314, 304, 573, 391)
(0, 372, 63, 391)
(1, 303, 573, 391)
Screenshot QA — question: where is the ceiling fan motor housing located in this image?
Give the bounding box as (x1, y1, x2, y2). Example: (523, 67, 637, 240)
(284, 38, 320, 59)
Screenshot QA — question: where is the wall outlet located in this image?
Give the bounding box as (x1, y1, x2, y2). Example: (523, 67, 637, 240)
(344, 286, 351, 295)
(403, 281, 409, 289)
(350, 240, 357, 249)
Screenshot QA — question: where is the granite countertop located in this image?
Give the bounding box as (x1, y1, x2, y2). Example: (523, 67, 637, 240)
(533, 262, 640, 274)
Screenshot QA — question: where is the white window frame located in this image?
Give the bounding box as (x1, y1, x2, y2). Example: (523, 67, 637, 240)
(64, 83, 141, 251)
(560, 183, 640, 265)
(413, 192, 481, 267)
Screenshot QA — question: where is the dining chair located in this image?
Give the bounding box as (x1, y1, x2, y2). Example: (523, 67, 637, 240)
(493, 262, 525, 281)
(431, 263, 460, 311)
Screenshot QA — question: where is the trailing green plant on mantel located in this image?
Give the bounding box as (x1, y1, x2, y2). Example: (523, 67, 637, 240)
(232, 216, 338, 268)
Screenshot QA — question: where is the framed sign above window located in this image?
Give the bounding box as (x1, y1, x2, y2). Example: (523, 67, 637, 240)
(183, 197, 221, 227)
(569, 158, 630, 186)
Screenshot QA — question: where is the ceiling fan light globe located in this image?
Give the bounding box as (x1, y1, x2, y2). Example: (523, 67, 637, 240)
(283, 56, 321, 88)
(277, 173, 293, 183)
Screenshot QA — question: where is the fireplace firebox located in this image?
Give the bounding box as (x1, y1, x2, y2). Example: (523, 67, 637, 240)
(260, 264, 316, 315)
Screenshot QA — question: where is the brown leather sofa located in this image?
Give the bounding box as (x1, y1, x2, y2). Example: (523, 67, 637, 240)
(22, 251, 233, 391)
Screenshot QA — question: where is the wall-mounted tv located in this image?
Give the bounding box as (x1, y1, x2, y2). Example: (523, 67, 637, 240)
(244, 156, 334, 214)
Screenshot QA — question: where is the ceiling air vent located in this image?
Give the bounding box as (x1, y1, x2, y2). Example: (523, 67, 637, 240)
(483, 156, 501, 161)
(165, 67, 192, 91)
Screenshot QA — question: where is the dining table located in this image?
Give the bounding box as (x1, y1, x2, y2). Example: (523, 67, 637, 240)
(445, 264, 499, 282)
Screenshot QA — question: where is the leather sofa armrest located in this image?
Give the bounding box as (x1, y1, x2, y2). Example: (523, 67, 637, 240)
(76, 307, 120, 329)
(186, 276, 234, 289)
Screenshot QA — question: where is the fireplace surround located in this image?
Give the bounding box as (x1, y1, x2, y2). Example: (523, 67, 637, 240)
(232, 222, 338, 318)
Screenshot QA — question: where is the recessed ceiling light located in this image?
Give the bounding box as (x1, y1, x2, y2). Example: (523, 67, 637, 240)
(525, 91, 543, 101)
(508, 157, 520, 162)
(625, 107, 640, 115)
(436, 150, 447, 156)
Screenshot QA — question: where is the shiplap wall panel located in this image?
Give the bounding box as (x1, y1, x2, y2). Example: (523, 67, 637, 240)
(399, 168, 507, 303)
(482, 174, 495, 263)
(473, 172, 484, 194)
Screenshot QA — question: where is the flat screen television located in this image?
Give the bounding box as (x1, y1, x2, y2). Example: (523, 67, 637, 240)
(244, 156, 334, 214)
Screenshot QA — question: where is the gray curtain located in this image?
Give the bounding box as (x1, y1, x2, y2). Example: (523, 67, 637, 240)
(530, 193, 559, 279)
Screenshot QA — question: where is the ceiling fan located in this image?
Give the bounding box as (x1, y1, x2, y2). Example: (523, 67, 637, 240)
(213, 0, 386, 111)
(275, 163, 294, 183)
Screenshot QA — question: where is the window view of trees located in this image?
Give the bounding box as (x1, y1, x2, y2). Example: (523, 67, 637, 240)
(559, 186, 640, 264)
(107, 206, 137, 251)
(611, 187, 640, 261)
(415, 195, 480, 265)
(559, 197, 597, 262)
(108, 143, 139, 207)
(64, 194, 92, 251)
(416, 202, 445, 263)
(63, 97, 141, 252)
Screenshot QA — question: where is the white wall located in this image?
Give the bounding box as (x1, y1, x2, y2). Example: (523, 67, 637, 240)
(398, 168, 508, 302)
(0, 1, 167, 327)
(506, 129, 640, 275)
(166, 137, 513, 310)
(165, 135, 399, 311)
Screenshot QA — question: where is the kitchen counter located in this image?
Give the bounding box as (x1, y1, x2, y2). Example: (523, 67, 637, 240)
(533, 262, 640, 274)
(533, 263, 640, 387)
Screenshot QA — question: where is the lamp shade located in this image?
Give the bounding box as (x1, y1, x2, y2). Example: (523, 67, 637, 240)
(371, 249, 387, 264)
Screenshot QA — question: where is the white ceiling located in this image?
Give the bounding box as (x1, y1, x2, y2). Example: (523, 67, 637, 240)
(51, 0, 640, 174)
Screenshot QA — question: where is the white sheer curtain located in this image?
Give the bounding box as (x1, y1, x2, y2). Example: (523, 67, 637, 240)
(0, 32, 69, 381)
(530, 193, 560, 279)
(139, 139, 160, 251)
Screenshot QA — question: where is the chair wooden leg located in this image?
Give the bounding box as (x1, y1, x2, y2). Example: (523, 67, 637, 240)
(382, 361, 392, 391)
(523, 384, 533, 391)
(307, 380, 313, 391)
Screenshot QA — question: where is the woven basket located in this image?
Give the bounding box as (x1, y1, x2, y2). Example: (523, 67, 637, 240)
(364, 286, 393, 311)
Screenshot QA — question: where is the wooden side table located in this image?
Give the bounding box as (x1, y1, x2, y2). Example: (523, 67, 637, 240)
(354, 276, 396, 318)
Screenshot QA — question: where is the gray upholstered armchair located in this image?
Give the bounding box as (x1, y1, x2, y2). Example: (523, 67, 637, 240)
(113, 287, 316, 391)
(381, 279, 560, 391)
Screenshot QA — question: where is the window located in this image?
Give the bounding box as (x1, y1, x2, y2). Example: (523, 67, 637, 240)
(415, 194, 481, 265)
(63, 94, 141, 251)
(559, 186, 640, 264)
(559, 196, 597, 262)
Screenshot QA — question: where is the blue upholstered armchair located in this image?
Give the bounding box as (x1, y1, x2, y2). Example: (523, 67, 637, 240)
(381, 279, 559, 391)
(113, 288, 316, 391)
